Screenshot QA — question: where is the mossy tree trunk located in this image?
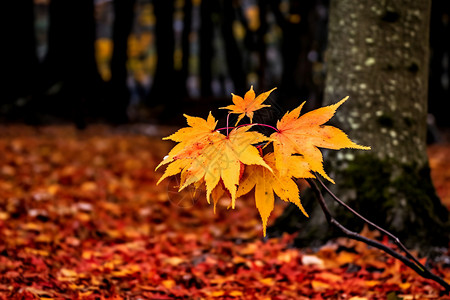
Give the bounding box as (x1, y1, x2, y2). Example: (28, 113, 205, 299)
(271, 0, 449, 253)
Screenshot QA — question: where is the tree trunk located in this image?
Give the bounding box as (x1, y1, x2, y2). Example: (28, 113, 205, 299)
(108, 0, 136, 123)
(268, 0, 316, 109)
(147, 1, 175, 106)
(180, 0, 192, 99)
(199, 0, 214, 98)
(271, 0, 449, 253)
(41, 0, 100, 127)
(256, 0, 268, 91)
(428, 1, 450, 127)
(2, 0, 38, 107)
(220, 0, 246, 95)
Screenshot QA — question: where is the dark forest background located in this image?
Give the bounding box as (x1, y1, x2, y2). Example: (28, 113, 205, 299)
(2, 0, 449, 131)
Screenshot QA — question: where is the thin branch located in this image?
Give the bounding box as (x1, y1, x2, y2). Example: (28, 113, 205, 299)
(305, 178, 450, 293)
(313, 172, 423, 269)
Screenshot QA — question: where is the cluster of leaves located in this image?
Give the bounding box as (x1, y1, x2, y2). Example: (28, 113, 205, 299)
(1, 126, 449, 299)
(157, 86, 370, 235)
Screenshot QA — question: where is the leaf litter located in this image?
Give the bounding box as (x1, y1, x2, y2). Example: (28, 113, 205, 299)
(0, 125, 449, 299)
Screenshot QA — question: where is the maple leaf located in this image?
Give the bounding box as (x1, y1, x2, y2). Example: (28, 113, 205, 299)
(270, 97, 370, 183)
(157, 114, 272, 209)
(220, 86, 276, 126)
(156, 112, 217, 170)
(237, 153, 313, 236)
(210, 180, 228, 213)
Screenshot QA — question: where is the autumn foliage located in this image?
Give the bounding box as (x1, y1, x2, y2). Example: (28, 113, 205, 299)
(1, 125, 450, 299)
(157, 87, 370, 235)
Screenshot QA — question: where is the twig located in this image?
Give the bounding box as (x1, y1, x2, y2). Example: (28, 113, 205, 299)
(305, 177, 450, 293)
(313, 173, 423, 269)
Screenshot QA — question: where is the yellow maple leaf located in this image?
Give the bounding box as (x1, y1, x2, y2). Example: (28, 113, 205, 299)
(156, 112, 217, 170)
(209, 181, 229, 213)
(156, 114, 272, 209)
(270, 96, 370, 183)
(220, 86, 276, 126)
(237, 153, 313, 236)
(178, 126, 272, 208)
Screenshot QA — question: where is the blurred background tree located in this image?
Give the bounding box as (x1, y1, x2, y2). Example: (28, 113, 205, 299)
(1, 0, 332, 125)
(1, 0, 449, 252)
(3, 0, 447, 127)
(3, 0, 39, 118)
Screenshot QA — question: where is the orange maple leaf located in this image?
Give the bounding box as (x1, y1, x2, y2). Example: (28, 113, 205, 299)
(156, 113, 272, 208)
(237, 153, 313, 236)
(220, 86, 276, 126)
(270, 97, 370, 183)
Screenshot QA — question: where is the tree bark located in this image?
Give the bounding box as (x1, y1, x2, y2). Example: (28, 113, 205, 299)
(271, 0, 449, 253)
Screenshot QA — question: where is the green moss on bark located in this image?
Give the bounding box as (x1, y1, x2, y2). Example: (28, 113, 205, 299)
(269, 155, 449, 254)
(340, 155, 449, 250)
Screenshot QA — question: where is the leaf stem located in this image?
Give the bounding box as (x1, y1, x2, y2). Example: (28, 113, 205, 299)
(226, 113, 230, 137)
(251, 123, 280, 133)
(216, 122, 279, 133)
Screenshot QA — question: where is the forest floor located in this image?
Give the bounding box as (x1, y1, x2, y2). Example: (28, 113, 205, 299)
(0, 124, 449, 299)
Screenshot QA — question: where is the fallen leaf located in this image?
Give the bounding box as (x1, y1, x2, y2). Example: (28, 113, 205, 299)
(162, 279, 176, 289)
